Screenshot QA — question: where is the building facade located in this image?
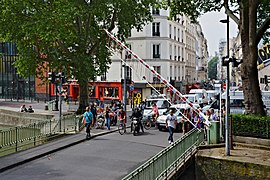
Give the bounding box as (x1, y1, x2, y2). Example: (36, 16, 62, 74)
(104, 8, 209, 101)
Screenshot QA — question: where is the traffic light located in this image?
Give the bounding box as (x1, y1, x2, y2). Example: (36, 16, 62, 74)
(221, 56, 230, 66)
(48, 72, 55, 83)
(232, 57, 243, 67)
(264, 75, 270, 84)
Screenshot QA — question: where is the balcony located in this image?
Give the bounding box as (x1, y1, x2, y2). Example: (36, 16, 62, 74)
(153, 54, 160, 58)
(152, 32, 160, 36)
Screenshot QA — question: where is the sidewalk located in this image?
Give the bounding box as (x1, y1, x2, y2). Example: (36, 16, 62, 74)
(0, 99, 128, 173)
(0, 125, 119, 173)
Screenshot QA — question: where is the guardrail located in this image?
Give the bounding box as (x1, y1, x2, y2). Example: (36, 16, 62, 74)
(0, 115, 83, 156)
(122, 128, 204, 180)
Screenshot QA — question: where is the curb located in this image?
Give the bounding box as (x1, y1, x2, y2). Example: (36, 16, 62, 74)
(0, 128, 119, 173)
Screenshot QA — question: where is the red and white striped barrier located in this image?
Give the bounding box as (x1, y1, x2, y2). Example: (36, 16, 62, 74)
(104, 29, 210, 126)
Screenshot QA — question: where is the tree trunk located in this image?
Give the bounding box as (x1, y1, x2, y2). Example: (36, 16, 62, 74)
(239, 0, 265, 115)
(76, 79, 89, 114)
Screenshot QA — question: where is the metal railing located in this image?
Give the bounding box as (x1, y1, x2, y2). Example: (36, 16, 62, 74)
(122, 129, 204, 180)
(0, 115, 83, 156)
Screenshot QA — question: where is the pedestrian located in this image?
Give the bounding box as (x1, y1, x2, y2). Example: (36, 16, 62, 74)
(210, 108, 218, 121)
(83, 107, 93, 139)
(28, 105, 34, 113)
(99, 101, 105, 109)
(104, 106, 111, 130)
(166, 109, 177, 144)
(20, 104, 28, 112)
(90, 103, 97, 127)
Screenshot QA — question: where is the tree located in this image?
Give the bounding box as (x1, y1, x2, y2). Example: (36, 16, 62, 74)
(165, 0, 270, 115)
(208, 56, 219, 80)
(0, 0, 157, 113)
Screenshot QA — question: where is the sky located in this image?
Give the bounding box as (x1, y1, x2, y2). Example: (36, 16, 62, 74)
(199, 10, 238, 57)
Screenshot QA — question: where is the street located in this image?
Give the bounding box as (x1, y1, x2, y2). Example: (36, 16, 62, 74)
(1, 128, 184, 180)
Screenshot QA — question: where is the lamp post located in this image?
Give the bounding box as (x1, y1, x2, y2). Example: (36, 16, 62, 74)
(220, 15, 230, 156)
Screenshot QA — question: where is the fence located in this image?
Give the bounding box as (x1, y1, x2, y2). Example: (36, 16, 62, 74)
(122, 128, 204, 180)
(0, 115, 84, 156)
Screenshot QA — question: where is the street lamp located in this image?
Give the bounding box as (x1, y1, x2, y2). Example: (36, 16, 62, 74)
(220, 15, 231, 156)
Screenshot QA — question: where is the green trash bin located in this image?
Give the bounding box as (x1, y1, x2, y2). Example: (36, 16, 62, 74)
(207, 121, 220, 144)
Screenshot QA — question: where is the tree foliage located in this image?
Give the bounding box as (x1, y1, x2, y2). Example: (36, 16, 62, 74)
(0, 0, 157, 113)
(208, 56, 219, 80)
(165, 0, 270, 115)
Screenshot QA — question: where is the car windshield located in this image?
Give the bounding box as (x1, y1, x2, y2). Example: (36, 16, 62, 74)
(163, 107, 185, 116)
(145, 99, 169, 109)
(184, 96, 195, 103)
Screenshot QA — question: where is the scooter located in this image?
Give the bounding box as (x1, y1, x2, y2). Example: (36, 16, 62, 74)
(131, 117, 142, 136)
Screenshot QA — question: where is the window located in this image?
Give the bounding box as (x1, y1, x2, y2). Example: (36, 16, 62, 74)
(152, 8, 160, 15)
(181, 30, 184, 42)
(178, 29, 180, 41)
(169, 25, 172, 38)
(126, 66, 132, 80)
(153, 66, 161, 82)
(174, 27, 176, 40)
(104, 87, 119, 98)
(153, 44, 160, 58)
(169, 44, 172, 60)
(152, 23, 160, 36)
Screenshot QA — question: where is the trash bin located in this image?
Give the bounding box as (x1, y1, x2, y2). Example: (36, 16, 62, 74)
(207, 121, 220, 144)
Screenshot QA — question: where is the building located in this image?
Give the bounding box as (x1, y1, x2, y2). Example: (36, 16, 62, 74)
(0, 42, 36, 101)
(103, 8, 209, 103)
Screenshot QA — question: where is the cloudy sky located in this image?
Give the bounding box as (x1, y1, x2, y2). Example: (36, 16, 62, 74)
(199, 10, 238, 57)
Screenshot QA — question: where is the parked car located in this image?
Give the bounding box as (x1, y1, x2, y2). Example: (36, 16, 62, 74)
(189, 89, 208, 105)
(156, 103, 200, 131)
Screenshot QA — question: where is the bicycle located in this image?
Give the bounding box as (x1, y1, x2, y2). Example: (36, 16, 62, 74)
(118, 119, 126, 135)
(143, 115, 158, 130)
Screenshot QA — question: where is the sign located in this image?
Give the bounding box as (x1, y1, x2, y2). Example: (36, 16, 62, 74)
(130, 85, 134, 91)
(133, 92, 142, 105)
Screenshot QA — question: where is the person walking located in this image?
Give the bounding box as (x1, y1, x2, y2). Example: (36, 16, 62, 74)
(83, 107, 93, 139)
(90, 103, 97, 127)
(166, 110, 177, 144)
(104, 106, 112, 130)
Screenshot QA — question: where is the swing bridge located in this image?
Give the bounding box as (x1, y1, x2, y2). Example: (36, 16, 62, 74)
(104, 30, 208, 180)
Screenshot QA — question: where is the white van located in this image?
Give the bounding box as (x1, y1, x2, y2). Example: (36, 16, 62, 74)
(183, 94, 200, 104)
(221, 90, 270, 114)
(142, 98, 170, 121)
(189, 89, 208, 104)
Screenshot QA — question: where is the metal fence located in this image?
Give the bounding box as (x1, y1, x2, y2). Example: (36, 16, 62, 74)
(0, 115, 83, 156)
(122, 128, 204, 180)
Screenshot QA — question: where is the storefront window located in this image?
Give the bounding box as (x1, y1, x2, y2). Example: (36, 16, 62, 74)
(104, 87, 119, 98)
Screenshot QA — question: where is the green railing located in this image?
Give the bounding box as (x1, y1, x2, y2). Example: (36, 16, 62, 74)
(122, 129, 204, 180)
(0, 115, 83, 156)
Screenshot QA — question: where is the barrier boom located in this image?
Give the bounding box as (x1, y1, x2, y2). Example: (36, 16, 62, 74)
(104, 29, 210, 126)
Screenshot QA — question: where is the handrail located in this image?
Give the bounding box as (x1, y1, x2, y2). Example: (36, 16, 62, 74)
(122, 129, 204, 180)
(0, 115, 82, 156)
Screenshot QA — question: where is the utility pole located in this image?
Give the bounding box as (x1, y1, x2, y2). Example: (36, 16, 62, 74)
(124, 55, 127, 113)
(225, 15, 231, 156)
(220, 15, 230, 156)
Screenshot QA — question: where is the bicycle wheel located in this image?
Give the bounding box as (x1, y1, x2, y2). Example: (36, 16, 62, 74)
(118, 123, 125, 135)
(144, 119, 151, 130)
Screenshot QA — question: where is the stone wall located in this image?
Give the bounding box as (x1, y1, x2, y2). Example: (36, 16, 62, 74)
(0, 109, 54, 126)
(195, 156, 270, 180)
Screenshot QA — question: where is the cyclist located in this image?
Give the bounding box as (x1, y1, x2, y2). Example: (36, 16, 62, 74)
(151, 103, 159, 122)
(118, 107, 126, 132)
(131, 108, 144, 133)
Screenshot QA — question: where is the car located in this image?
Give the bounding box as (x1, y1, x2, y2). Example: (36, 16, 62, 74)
(189, 89, 208, 104)
(156, 103, 200, 131)
(183, 94, 200, 104)
(142, 98, 170, 121)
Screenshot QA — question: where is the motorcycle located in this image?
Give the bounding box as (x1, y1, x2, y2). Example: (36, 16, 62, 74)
(131, 116, 142, 136)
